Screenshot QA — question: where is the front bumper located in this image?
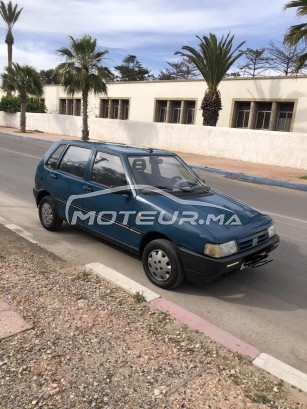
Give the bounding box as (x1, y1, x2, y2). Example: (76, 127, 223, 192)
(178, 234, 280, 284)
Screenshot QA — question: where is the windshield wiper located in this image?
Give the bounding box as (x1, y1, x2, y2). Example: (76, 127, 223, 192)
(154, 185, 194, 192)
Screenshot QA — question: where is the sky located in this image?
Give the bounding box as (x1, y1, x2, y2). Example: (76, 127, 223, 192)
(0, 0, 299, 76)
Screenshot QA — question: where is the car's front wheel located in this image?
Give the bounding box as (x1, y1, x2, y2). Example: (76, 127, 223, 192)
(142, 239, 185, 289)
(38, 196, 63, 231)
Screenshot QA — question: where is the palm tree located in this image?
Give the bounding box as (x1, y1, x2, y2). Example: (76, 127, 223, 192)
(176, 33, 245, 126)
(1, 63, 43, 132)
(0, 1, 23, 67)
(284, 0, 307, 69)
(56, 34, 112, 140)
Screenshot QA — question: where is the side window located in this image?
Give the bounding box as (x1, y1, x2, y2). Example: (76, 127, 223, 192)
(45, 144, 66, 169)
(58, 146, 91, 178)
(90, 152, 127, 187)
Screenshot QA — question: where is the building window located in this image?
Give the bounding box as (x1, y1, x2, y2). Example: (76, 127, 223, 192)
(59, 99, 66, 114)
(59, 98, 81, 116)
(111, 99, 120, 119)
(236, 102, 250, 128)
(233, 100, 295, 131)
(185, 101, 195, 124)
(74, 99, 81, 116)
(67, 99, 73, 115)
(100, 99, 109, 118)
(99, 99, 130, 120)
(171, 101, 181, 123)
(276, 102, 294, 132)
(156, 100, 167, 122)
(255, 103, 272, 129)
(155, 100, 196, 124)
(122, 99, 129, 120)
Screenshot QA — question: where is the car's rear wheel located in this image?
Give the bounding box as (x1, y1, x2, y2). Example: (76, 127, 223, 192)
(38, 196, 62, 231)
(142, 239, 184, 289)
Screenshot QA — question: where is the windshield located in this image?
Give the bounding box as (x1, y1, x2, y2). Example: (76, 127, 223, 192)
(128, 155, 207, 191)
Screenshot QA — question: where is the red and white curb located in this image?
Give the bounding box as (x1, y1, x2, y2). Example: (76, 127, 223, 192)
(86, 262, 307, 393)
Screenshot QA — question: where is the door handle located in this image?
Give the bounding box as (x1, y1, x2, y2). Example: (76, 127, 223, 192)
(83, 185, 92, 192)
(51, 173, 58, 179)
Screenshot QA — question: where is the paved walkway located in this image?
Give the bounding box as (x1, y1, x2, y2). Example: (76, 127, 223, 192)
(1, 126, 307, 188)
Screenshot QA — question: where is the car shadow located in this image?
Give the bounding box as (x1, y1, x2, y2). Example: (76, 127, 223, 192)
(175, 238, 307, 312)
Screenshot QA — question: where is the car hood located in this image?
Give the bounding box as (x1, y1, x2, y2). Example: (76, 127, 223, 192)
(137, 187, 272, 242)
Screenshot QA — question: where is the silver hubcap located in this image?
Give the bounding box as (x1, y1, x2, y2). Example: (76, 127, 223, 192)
(147, 249, 171, 281)
(41, 202, 54, 225)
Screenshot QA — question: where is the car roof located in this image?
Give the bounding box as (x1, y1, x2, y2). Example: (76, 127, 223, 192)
(59, 140, 175, 155)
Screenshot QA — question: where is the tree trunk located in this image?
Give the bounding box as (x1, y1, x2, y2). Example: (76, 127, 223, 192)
(20, 93, 27, 133)
(201, 89, 222, 126)
(5, 30, 14, 68)
(82, 90, 89, 141)
(6, 31, 14, 96)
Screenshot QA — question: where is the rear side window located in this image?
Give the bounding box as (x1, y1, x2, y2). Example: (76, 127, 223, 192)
(58, 146, 91, 178)
(90, 151, 127, 187)
(46, 144, 66, 169)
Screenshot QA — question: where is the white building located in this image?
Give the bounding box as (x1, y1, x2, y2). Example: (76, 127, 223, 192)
(1, 76, 307, 170)
(42, 75, 307, 133)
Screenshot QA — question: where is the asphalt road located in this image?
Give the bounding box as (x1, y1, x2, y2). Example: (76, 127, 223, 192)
(1, 133, 307, 374)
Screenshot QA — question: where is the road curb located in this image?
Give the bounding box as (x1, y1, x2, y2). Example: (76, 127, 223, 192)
(0, 131, 53, 144)
(254, 353, 307, 393)
(85, 262, 160, 302)
(0, 216, 38, 244)
(192, 165, 307, 192)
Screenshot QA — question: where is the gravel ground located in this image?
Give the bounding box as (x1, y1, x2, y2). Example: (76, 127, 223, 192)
(0, 224, 306, 409)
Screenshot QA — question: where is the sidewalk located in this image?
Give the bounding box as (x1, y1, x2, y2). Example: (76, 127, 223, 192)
(1, 126, 307, 189)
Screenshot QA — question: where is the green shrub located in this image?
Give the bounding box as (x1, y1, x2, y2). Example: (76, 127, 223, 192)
(26, 98, 47, 113)
(0, 95, 19, 113)
(0, 95, 47, 113)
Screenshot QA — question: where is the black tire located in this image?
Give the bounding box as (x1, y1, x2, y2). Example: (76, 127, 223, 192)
(38, 196, 63, 231)
(142, 239, 185, 289)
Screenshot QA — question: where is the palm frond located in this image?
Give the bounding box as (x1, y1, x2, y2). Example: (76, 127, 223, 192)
(284, 23, 307, 45)
(176, 32, 245, 90)
(284, 0, 307, 16)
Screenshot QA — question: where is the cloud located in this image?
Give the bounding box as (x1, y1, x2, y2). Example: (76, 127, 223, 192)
(0, 0, 298, 73)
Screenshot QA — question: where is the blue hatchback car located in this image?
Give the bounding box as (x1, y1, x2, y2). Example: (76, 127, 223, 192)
(33, 140, 279, 289)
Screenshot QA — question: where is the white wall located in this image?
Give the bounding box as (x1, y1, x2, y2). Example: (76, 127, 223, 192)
(1, 111, 306, 170)
(2, 76, 307, 130)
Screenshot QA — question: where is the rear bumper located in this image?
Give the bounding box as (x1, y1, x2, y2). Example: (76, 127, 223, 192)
(178, 235, 280, 284)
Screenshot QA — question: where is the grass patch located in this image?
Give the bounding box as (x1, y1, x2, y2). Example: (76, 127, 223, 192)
(252, 394, 272, 404)
(298, 175, 307, 180)
(71, 270, 91, 282)
(28, 129, 44, 133)
(133, 291, 146, 303)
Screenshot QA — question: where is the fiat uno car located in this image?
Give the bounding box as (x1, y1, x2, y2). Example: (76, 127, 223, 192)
(33, 141, 279, 289)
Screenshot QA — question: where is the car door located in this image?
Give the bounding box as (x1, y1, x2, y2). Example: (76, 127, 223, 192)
(47, 144, 92, 221)
(81, 150, 135, 246)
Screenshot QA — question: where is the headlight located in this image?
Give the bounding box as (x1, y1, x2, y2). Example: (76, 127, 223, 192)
(204, 240, 238, 258)
(268, 224, 276, 238)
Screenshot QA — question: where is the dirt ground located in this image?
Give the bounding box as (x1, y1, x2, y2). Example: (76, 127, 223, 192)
(0, 224, 306, 409)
